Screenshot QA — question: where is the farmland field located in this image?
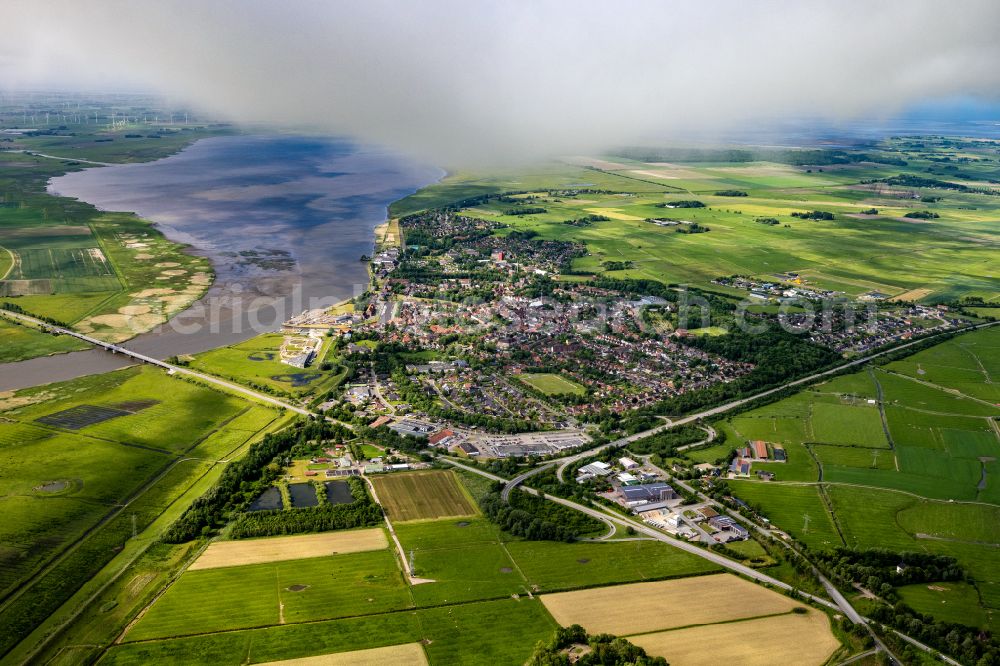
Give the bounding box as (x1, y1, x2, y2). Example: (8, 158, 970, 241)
(126, 549, 411, 640)
(392, 140, 1000, 304)
(0, 366, 282, 659)
(630, 610, 839, 666)
(189, 529, 388, 570)
(104, 598, 556, 665)
(257, 643, 427, 666)
(0, 315, 88, 362)
(540, 574, 798, 636)
(370, 470, 478, 522)
(0, 125, 227, 357)
(516, 372, 586, 396)
(718, 327, 1000, 634)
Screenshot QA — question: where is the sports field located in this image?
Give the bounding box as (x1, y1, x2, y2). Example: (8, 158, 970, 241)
(517, 372, 586, 396)
(540, 574, 797, 636)
(370, 470, 478, 522)
(189, 529, 388, 570)
(257, 643, 427, 666)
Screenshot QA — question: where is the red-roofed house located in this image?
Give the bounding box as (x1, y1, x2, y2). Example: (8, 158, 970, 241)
(751, 440, 769, 460)
(428, 429, 456, 447)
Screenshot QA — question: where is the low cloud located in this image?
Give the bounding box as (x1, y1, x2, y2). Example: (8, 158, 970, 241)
(4, 0, 1000, 165)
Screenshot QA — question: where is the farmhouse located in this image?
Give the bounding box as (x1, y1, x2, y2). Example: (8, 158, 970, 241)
(751, 440, 769, 460)
(729, 458, 751, 477)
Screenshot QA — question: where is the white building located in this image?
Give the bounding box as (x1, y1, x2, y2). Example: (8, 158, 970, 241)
(619, 457, 639, 470)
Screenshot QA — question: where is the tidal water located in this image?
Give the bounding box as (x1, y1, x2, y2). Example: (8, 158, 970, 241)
(0, 135, 441, 390)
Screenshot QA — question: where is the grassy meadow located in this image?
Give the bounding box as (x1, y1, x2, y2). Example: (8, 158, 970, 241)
(391, 140, 1000, 304)
(186, 333, 347, 399)
(0, 366, 282, 659)
(0, 124, 224, 358)
(0, 315, 88, 362)
(712, 326, 1000, 631)
(109, 469, 723, 664)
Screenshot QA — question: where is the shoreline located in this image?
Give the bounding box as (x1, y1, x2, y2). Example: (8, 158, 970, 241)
(0, 137, 444, 391)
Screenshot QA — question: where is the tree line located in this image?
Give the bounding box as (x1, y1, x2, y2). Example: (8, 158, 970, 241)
(479, 482, 603, 542)
(162, 418, 349, 542)
(229, 477, 382, 539)
(528, 624, 667, 666)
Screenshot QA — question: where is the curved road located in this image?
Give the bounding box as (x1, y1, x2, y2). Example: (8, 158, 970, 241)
(553, 321, 996, 483)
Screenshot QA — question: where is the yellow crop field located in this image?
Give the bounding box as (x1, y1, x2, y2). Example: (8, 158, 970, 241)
(370, 470, 478, 522)
(540, 574, 796, 636)
(630, 610, 839, 666)
(892, 287, 934, 302)
(189, 528, 388, 570)
(584, 207, 644, 221)
(257, 643, 427, 666)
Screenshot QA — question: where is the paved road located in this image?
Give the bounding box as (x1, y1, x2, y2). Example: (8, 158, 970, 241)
(0, 310, 317, 417)
(501, 462, 555, 502)
(554, 320, 996, 483)
(2, 148, 114, 166)
(450, 457, 940, 664)
(444, 457, 840, 610)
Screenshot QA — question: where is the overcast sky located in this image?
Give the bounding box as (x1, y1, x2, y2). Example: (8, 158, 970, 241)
(4, 0, 1000, 164)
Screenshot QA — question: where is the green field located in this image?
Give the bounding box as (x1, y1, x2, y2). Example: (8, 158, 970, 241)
(0, 316, 89, 362)
(0, 127, 221, 356)
(127, 549, 411, 640)
(0, 366, 282, 658)
(186, 333, 345, 398)
(517, 372, 586, 396)
(719, 327, 1000, 633)
(105, 597, 557, 665)
(391, 141, 1000, 304)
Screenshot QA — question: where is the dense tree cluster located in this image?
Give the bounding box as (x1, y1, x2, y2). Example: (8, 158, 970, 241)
(714, 190, 748, 197)
(815, 548, 965, 600)
(658, 200, 705, 208)
(790, 210, 835, 221)
(504, 207, 547, 216)
(479, 483, 603, 541)
(675, 222, 710, 233)
(562, 214, 610, 227)
(629, 425, 706, 457)
(229, 477, 383, 539)
(528, 624, 668, 666)
(869, 604, 998, 665)
(904, 210, 939, 219)
(162, 418, 347, 542)
(867, 174, 972, 192)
